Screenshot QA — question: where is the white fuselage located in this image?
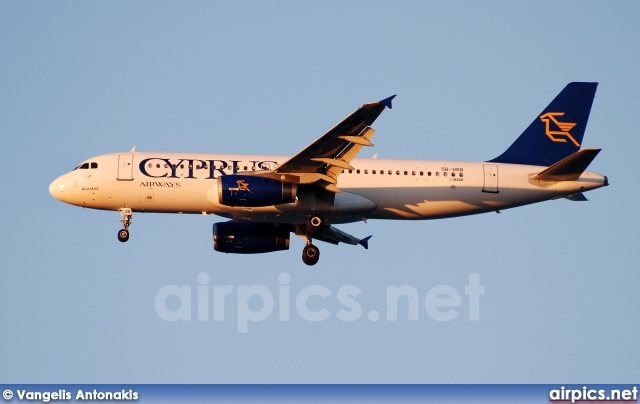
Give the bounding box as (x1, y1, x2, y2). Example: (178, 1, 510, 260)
(49, 152, 607, 225)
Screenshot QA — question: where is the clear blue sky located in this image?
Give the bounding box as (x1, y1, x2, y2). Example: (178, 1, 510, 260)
(1, 1, 638, 383)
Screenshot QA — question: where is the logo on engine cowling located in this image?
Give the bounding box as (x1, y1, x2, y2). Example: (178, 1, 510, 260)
(228, 179, 251, 194)
(237, 180, 250, 192)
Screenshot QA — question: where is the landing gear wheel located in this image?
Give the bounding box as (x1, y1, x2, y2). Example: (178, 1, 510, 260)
(118, 229, 130, 243)
(118, 208, 132, 243)
(306, 212, 324, 235)
(302, 244, 320, 266)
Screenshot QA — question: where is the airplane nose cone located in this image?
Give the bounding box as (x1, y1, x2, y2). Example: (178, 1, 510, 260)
(49, 176, 67, 200)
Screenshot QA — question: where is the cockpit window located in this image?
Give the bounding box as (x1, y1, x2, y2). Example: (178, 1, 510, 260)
(73, 162, 97, 170)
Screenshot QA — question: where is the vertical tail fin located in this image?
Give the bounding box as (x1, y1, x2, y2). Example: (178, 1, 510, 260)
(490, 82, 598, 166)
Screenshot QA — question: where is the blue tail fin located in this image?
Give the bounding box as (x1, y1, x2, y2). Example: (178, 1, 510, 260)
(490, 82, 598, 166)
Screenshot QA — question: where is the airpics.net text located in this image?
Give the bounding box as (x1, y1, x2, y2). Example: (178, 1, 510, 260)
(155, 272, 484, 333)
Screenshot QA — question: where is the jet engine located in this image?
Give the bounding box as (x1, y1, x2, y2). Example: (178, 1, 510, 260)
(217, 175, 297, 207)
(213, 221, 290, 254)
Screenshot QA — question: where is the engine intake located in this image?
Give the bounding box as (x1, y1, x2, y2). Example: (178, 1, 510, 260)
(213, 221, 290, 254)
(217, 175, 297, 207)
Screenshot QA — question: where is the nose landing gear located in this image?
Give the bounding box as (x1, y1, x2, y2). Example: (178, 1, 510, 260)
(117, 208, 132, 243)
(118, 229, 129, 242)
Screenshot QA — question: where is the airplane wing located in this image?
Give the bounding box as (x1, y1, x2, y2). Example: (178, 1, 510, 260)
(271, 95, 395, 193)
(311, 225, 372, 249)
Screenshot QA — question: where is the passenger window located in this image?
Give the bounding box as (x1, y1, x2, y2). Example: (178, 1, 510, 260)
(373, 170, 377, 174)
(91, 162, 98, 169)
(364, 170, 368, 174)
(357, 169, 361, 174)
(404, 171, 408, 175)
(244, 166, 247, 170)
(460, 172, 464, 178)
(348, 170, 352, 173)
(380, 170, 384, 175)
(452, 172, 455, 177)
(428, 172, 431, 176)
(444, 172, 448, 177)
(396, 170, 400, 175)
(436, 172, 440, 176)
(420, 171, 423, 176)
(412, 171, 416, 175)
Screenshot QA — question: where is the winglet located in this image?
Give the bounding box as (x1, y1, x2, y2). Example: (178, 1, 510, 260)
(380, 95, 396, 109)
(358, 235, 372, 249)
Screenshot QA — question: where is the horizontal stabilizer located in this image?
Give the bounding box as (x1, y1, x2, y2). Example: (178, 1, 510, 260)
(531, 148, 601, 181)
(563, 193, 588, 201)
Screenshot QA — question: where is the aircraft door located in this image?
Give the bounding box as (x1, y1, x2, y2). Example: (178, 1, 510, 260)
(482, 164, 499, 193)
(117, 154, 134, 181)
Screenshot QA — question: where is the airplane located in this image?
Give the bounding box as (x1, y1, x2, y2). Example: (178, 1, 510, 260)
(49, 82, 608, 266)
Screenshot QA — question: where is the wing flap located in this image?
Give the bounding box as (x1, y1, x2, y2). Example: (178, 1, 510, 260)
(338, 135, 374, 146)
(310, 157, 355, 171)
(326, 127, 376, 180)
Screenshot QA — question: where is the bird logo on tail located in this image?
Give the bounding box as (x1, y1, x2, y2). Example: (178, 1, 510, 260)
(540, 112, 580, 147)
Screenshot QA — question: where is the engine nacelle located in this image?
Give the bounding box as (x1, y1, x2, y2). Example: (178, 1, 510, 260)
(213, 221, 290, 254)
(217, 175, 297, 207)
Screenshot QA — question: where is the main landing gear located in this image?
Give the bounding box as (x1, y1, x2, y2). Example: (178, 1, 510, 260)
(117, 208, 132, 243)
(301, 212, 324, 266)
(306, 211, 324, 235)
(302, 239, 320, 266)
